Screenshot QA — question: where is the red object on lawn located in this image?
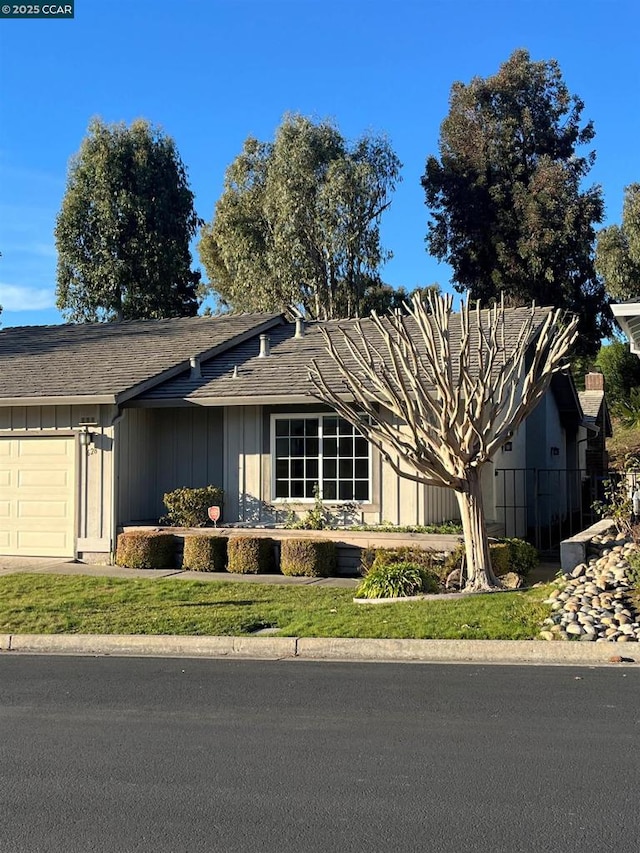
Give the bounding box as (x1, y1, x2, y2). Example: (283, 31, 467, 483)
(208, 506, 221, 525)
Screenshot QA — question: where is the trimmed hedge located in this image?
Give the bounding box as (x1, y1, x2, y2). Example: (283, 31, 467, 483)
(227, 537, 275, 574)
(360, 545, 438, 577)
(280, 539, 337, 577)
(162, 486, 224, 528)
(115, 531, 177, 569)
(182, 536, 228, 572)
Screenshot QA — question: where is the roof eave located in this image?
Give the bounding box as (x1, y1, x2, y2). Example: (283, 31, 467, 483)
(0, 395, 116, 407)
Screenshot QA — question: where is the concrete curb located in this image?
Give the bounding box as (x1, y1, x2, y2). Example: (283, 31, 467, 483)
(0, 633, 636, 666)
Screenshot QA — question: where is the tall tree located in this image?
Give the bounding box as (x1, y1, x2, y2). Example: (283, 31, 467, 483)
(594, 339, 640, 406)
(310, 292, 578, 591)
(422, 49, 608, 356)
(55, 118, 201, 322)
(596, 183, 640, 301)
(199, 114, 401, 319)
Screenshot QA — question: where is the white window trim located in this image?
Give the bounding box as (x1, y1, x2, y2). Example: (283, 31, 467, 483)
(270, 412, 372, 504)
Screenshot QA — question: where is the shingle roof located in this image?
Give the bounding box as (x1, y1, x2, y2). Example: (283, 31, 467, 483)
(578, 390, 605, 422)
(139, 306, 558, 403)
(0, 313, 283, 403)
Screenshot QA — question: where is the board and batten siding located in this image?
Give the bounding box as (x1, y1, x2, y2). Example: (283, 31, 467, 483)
(0, 404, 116, 558)
(227, 405, 460, 526)
(117, 407, 224, 524)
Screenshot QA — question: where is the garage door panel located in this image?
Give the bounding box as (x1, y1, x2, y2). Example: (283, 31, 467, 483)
(18, 469, 71, 488)
(17, 530, 71, 549)
(18, 438, 73, 458)
(18, 500, 70, 518)
(0, 437, 75, 557)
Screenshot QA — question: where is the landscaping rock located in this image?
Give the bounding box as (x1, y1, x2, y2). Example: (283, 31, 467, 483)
(500, 572, 523, 590)
(541, 529, 640, 643)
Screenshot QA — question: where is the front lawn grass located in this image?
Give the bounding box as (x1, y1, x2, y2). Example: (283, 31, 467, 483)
(0, 574, 553, 640)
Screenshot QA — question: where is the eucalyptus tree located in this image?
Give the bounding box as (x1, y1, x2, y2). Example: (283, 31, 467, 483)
(199, 114, 401, 319)
(596, 183, 640, 301)
(55, 118, 201, 322)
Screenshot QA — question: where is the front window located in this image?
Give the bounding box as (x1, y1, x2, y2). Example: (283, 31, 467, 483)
(273, 415, 370, 502)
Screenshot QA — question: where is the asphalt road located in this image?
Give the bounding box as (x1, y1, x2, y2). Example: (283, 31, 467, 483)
(0, 656, 638, 853)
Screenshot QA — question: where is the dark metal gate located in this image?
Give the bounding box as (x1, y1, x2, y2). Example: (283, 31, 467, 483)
(494, 468, 602, 555)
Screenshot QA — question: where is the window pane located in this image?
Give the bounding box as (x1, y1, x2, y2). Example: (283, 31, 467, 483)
(339, 437, 353, 456)
(275, 480, 290, 498)
(275, 420, 290, 437)
(323, 417, 338, 435)
(339, 418, 354, 435)
(323, 480, 337, 500)
(291, 480, 304, 498)
(291, 459, 304, 479)
(276, 459, 289, 479)
(323, 438, 337, 457)
(276, 438, 289, 458)
(291, 437, 305, 457)
(339, 459, 353, 479)
(339, 482, 354, 500)
(323, 459, 337, 479)
(306, 459, 319, 479)
(354, 437, 368, 457)
(305, 437, 319, 457)
(355, 459, 368, 479)
(305, 419, 319, 436)
(305, 482, 316, 498)
(290, 419, 305, 436)
(355, 481, 369, 500)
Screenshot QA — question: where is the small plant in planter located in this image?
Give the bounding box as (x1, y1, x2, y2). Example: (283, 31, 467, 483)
(355, 561, 439, 599)
(161, 486, 224, 527)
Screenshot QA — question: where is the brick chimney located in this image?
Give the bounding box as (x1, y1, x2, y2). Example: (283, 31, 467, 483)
(585, 372, 605, 391)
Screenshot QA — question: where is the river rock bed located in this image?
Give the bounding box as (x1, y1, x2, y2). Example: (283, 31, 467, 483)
(539, 530, 640, 642)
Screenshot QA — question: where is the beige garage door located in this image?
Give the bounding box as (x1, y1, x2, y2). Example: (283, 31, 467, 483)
(0, 437, 75, 557)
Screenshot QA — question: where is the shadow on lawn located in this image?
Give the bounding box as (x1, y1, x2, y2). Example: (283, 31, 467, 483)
(173, 600, 255, 608)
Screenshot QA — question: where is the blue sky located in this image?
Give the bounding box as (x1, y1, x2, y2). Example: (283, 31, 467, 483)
(0, 0, 638, 328)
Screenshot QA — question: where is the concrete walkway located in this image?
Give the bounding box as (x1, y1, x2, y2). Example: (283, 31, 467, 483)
(0, 557, 359, 586)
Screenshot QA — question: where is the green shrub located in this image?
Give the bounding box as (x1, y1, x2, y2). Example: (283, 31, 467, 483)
(227, 537, 275, 574)
(161, 486, 224, 528)
(115, 531, 177, 569)
(626, 550, 640, 588)
(355, 561, 439, 598)
(182, 536, 228, 572)
(280, 539, 337, 577)
(503, 538, 538, 577)
(360, 546, 438, 577)
(442, 538, 538, 579)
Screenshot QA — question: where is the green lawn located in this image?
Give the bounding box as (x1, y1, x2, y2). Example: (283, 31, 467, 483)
(0, 574, 553, 640)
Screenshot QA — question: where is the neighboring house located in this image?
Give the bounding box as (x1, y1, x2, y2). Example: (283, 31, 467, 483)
(611, 300, 640, 355)
(0, 308, 588, 561)
(577, 372, 612, 480)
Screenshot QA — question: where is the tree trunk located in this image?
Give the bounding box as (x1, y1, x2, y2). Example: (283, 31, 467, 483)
(455, 469, 499, 591)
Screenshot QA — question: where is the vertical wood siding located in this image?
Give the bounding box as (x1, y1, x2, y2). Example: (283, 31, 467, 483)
(117, 407, 224, 524)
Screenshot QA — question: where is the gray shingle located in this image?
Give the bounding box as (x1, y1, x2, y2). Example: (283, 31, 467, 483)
(0, 313, 282, 401)
(140, 306, 556, 402)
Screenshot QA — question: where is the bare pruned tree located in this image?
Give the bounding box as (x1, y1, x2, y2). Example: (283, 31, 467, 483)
(309, 291, 578, 590)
